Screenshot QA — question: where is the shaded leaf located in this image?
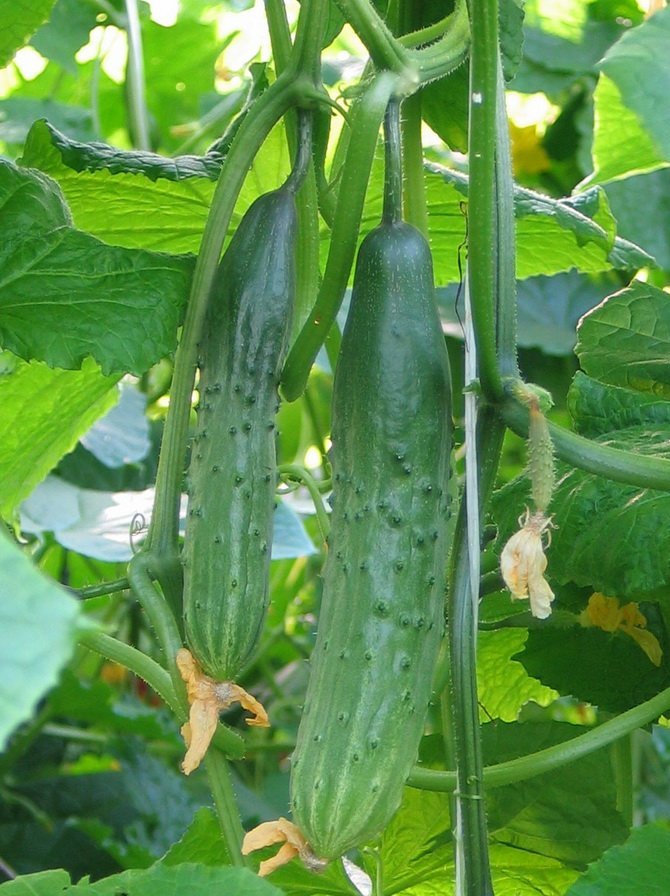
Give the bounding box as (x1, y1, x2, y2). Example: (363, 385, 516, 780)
(604, 168, 670, 270)
(484, 721, 628, 864)
(518, 624, 670, 713)
(568, 372, 670, 438)
(30, 0, 99, 72)
(0, 536, 82, 752)
(589, 74, 666, 186)
(0, 97, 95, 145)
(575, 280, 670, 396)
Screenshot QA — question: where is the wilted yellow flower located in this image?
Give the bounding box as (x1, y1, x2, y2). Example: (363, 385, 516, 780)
(580, 593, 662, 667)
(242, 817, 326, 876)
(176, 648, 269, 774)
(500, 510, 555, 619)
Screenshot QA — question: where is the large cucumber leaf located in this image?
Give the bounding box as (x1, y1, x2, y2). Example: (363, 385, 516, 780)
(0, 162, 192, 374)
(0, 354, 118, 519)
(0, 536, 82, 752)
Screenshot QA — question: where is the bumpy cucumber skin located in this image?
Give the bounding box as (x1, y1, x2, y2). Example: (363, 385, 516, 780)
(290, 222, 452, 860)
(183, 188, 296, 682)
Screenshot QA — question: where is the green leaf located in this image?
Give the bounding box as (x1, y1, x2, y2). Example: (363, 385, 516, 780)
(565, 822, 670, 895)
(484, 722, 628, 864)
(0, 162, 193, 374)
(423, 167, 651, 284)
(159, 807, 230, 867)
(0, 354, 118, 519)
(0, 0, 56, 68)
(24, 120, 225, 182)
(575, 280, 670, 396)
(20, 120, 288, 254)
(483, 843, 580, 895)
(515, 273, 618, 356)
(568, 372, 670, 438)
(0, 536, 82, 752)
(596, 7, 670, 178)
(376, 786, 452, 893)
(0, 864, 285, 896)
(0, 870, 72, 896)
(478, 629, 557, 722)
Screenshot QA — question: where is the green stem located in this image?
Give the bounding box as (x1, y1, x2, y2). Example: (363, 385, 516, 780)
(334, 0, 416, 77)
(124, 0, 151, 150)
(204, 751, 247, 867)
(410, 0, 470, 85)
(401, 93, 429, 236)
(382, 99, 403, 224)
(123, 559, 247, 759)
(410, 684, 670, 792)
(493, 59, 519, 379)
(72, 577, 129, 599)
(281, 71, 401, 401)
(264, 0, 293, 72)
(284, 109, 314, 194)
(502, 397, 670, 491)
(278, 464, 331, 541)
(447, 411, 502, 896)
(127, 553, 187, 701)
(79, 629, 178, 709)
(466, 0, 504, 404)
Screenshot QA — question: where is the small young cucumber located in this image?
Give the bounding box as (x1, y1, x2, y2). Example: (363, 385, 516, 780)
(182, 185, 297, 682)
(289, 218, 453, 861)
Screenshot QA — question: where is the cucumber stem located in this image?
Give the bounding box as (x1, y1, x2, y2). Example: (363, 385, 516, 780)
(278, 463, 331, 541)
(281, 71, 400, 401)
(465, 0, 504, 404)
(382, 99, 403, 225)
(502, 396, 670, 491)
(285, 109, 314, 194)
(123, 0, 151, 151)
(409, 684, 670, 792)
(204, 751, 248, 867)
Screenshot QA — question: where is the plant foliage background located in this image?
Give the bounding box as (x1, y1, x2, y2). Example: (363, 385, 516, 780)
(2, 0, 670, 894)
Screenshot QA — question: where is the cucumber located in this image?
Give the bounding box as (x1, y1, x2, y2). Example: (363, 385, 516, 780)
(182, 185, 297, 682)
(289, 208, 453, 857)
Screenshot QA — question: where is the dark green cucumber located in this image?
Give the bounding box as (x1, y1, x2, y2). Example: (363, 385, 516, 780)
(182, 186, 297, 682)
(289, 219, 452, 860)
